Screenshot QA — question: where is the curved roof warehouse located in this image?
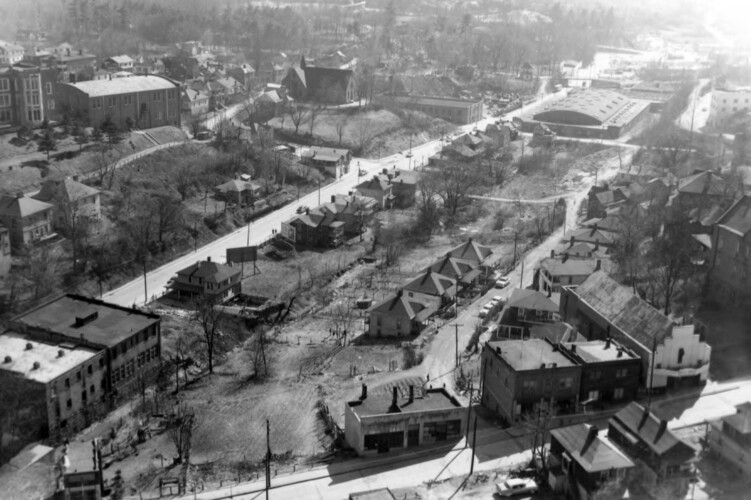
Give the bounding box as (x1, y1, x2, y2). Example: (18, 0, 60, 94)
(522, 89, 651, 139)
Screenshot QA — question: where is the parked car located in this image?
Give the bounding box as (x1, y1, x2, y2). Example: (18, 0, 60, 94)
(496, 477, 538, 497)
(478, 303, 494, 318)
(495, 276, 510, 288)
(296, 205, 309, 214)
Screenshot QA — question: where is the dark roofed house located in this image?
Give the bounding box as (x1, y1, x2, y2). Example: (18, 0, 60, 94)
(214, 179, 262, 206)
(565, 226, 616, 250)
(608, 402, 696, 481)
(286, 207, 345, 248)
(560, 271, 711, 391)
(33, 176, 101, 233)
(425, 254, 481, 290)
(300, 146, 351, 178)
(446, 238, 492, 266)
(498, 288, 560, 339)
(481, 339, 581, 423)
(708, 402, 751, 477)
(168, 257, 241, 302)
(356, 176, 394, 210)
(344, 378, 466, 455)
(282, 56, 355, 104)
(367, 290, 436, 338)
(676, 170, 730, 207)
(709, 195, 751, 307)
(402, 269, 457, 310)
(0, 192, 54, 250)
(548, 424, 634, 499)
(539, 255, 605, 294)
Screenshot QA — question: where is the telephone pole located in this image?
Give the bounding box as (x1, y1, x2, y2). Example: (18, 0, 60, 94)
(469, 416, 478, 475)
(265, 419, 271, 500)
(465, 381, 473, 447)
(451, 323, 463, 369)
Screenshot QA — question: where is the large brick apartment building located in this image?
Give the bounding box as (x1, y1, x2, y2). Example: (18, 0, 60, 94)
(56, 75, 181, 129)
(0, 62, 60, 130)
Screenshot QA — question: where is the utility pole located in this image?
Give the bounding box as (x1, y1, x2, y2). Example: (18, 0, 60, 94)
(647, 337, 657, 409)
(318, 180, 321, 206)
(512, 231, 518, 268)
(465, 381, 473, 447)
(193, 219, 198, 253)
(469, 416, 478, 475)
(452, 323, 463, 369)
(520, 259, 525, 288)
(265, 419, 271, 500)
(142, 260, 148, 305)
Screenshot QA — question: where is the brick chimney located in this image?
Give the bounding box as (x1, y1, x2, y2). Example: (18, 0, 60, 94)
(360, 383, 367, 400)
(16, 192, 24, 199)
(581, 425, 599, 454)
(595, 259, 601, 271)
(409, 385, 414, 403)
(654, 419, 668, 443)
(388, 386, 400, 413)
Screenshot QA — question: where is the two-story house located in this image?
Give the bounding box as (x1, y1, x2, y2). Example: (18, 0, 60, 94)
(0, 193, 54, 251)
(481, 339, 581, 424)
(356, 176, 394, 210)
(168, 257, 242, 302)
(425, 254, 481, 293)
(0, 225, 11, 276)
(709, 195, 751, 307)
(608, 402, 696, 482)
(445, 237, 493, 268)
(708, 402, 751, 477)
(103, 55, 134, 72)
(182, 88, 210, 116)
(539, 254, 604, 294)
(286, 208, 345, 248)
(561, 271, 711, 391)
(498, 289, 560, 339)
(300, 146, 351, 179)
(548, 424, 634, 500)
(33, 176, 100, 234)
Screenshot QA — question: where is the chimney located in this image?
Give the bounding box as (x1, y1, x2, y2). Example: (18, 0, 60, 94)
(605, 337, 611, 349)
(594, 240, 599, 251)
(655, 420, 668, 443)
(58, 349, 64, 358)
(207, 256, 211, 262)
(409, 385, 414, 403)
(581, 425, 599, 454)
(388, 386, 400, 413)
(331, 195, 336, 203)
(3, 356, 11, 363)
(495, 346, 501, 355)
(396, 289, 403, 298)
(16, 192, 24, 199)
(595, 259, 601, 271)
(617, 348, 623, 358)
(571, 344, 577, 353)
(639, 406, 650, 430)
(72, 175, 79, 182)
(360, 383, 367, 400)
(25, 342, 33, 350)
(569, 236, 575, 247)
(550, 250, 555, 258)
(32, 361, 41, 370)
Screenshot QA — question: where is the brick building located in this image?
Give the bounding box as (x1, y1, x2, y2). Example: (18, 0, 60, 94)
(0, 192, 54, 251)
(56, 75, 180, 129)
(0, 62, 60, 130)
(13, 294, 162, 402)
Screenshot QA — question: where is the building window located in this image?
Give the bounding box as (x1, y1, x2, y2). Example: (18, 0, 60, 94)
(48, 100, 55, 110)
(615, 368, 628, 378)
(124, 95, 132, 105)
(0, 94, 9, 107)
(45, 82, 52, 95)
(76, 371, 81, 381)
(0, 79, 8, 91)
(558, 377, 573, 389)
(613, 388, 625, 399)
(157, 111, 163, 120)
(167, 89, 176, 99)
(108, 96, 116, 107)
(87, 365, 92, 374)
(93, 98, 102, 109)
(27, 77, 39, 90)
(66, 398, 72, 408)
(65, 378, 70, 388)
(90, 384, 95, 394)
(0, 109, 10, 121)
(153, 92, 162, 101)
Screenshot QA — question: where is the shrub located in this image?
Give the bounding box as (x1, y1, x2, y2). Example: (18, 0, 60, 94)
(401, 344, 423, 369)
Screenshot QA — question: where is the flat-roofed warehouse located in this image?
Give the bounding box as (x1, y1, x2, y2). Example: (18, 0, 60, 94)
(520, 89, 651, 139)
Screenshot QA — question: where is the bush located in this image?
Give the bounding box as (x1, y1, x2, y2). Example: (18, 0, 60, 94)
(401, 344, 423, 369)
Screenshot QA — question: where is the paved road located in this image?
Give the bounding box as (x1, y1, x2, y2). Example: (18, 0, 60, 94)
(102, 90, 567, 307)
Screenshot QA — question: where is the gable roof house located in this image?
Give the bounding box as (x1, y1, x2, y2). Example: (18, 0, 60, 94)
(300, 146, 352, 179)
(167, 257, 242, 302)
(285, 208, 345, 248)
(674, 170, 731, 209)
(282, 56, 355, 104)
(367, 290, 437, 338)
(402, 269, 457, 310)
(538, 253, 605, 294)
(104, 55, 134, 72)
(608, 402, 696, 480)
(548, 424, 635, 500)
(445, 238, 493, 267)
(214, 179, 262, 206)
(425, 254, 481, 290)
(0, 193, 55, 251)
(356, 176, 394, 210)
(708, 195, 751, 307)
(498, 288, 560, 339)
(32, 176, 100, 233)
(560, 271, 711, 391)
(182, 88, 210, 116)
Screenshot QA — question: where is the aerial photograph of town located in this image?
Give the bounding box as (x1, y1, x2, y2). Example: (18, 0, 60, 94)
(0, 0, 750, 498)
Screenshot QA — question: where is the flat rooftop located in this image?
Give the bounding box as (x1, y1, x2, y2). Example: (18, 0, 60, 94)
(14, 294, 160, 348)
(390, 94, 482, 108)
(0, 332, 99, 384)
(62, 75, 176, 97)
(349, 379, 461, 418)
(487, 339, 575, 371)
(564, 340, 638, 363)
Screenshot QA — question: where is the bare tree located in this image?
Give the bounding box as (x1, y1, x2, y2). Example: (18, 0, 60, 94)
(335, 114, 347, 145)
(167, 403, 196, 464)
(191, 294, 223, 374)
(356, 116, 370, 152)
(330, 302, 355, 340)
(308, 105, 320, 135)
(415, 173, 441, 239)
(428, 162, 483, 216)
(289, 105, 308, 135)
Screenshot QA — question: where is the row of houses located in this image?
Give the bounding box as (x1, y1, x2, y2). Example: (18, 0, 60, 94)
(367, 239, 493, 338)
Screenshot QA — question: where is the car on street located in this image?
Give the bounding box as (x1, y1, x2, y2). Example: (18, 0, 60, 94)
(490, 295, 505, 307)
(359, 169, 367, 176)
(296, 205, 309, 214)
(496, 477, 538, 497)
(495, 276, 510, 288)
(478, 303, 494, 318)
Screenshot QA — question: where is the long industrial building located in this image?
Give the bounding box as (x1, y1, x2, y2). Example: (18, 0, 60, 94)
(518, 89, 651, 139)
